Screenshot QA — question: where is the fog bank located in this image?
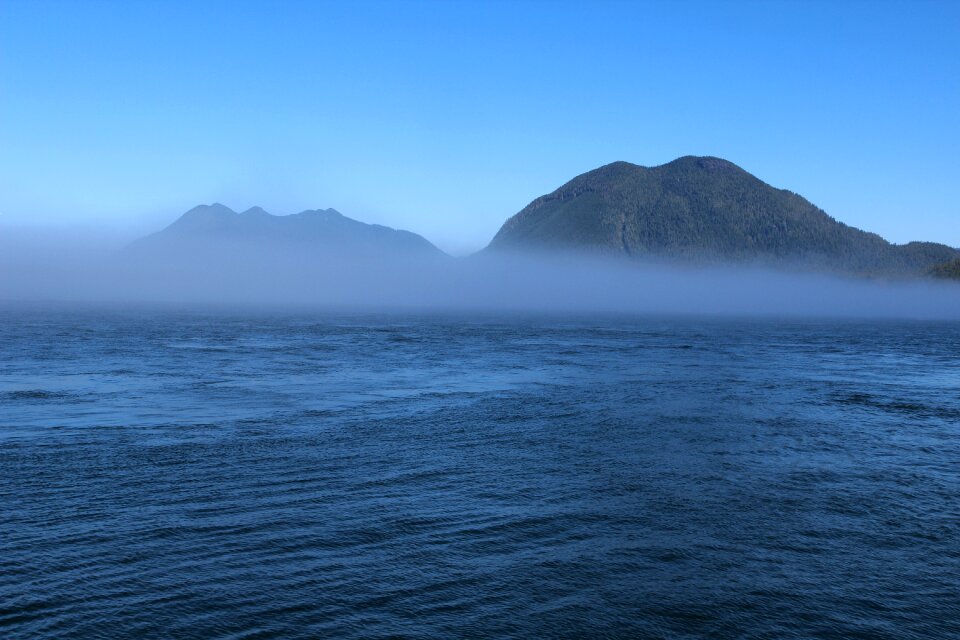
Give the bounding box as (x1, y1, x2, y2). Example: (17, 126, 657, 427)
(1, 234, 958, 319)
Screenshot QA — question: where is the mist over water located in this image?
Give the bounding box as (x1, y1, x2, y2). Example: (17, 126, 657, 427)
(1, 231, 958, 318)
(3, 226, 960, 639)
(4, 0, 959, 636)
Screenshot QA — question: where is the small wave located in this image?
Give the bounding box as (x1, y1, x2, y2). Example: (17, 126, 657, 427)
(832, 392, 960, 420)
(164, 341, 233, 352)
(5, 389, 73, 401)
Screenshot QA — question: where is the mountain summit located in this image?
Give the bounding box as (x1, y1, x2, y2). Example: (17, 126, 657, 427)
(130, 204, 444, 259)
(487, 156, 958, 275)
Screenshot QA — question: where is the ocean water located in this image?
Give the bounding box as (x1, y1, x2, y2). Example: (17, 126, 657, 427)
(1, 305, 959, 639)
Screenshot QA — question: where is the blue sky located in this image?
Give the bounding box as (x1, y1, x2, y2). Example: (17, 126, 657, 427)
(1, 0, 958, 253)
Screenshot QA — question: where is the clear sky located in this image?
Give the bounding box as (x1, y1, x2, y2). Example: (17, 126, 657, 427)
(1, 0, 958, 254)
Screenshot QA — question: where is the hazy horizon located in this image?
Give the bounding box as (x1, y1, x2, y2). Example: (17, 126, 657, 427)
(4, 175, 959, 260)
(2, 232, 958, 319)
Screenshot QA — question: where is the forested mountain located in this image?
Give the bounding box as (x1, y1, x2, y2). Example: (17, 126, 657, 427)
(487, 156, 959, 276)
(929, 259, 960, 279)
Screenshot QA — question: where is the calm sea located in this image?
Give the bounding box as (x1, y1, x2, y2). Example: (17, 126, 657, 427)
(2, 305, 959, 639)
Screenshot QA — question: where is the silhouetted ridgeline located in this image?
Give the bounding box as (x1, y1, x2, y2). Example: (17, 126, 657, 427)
(127, 204, 445, 260)
(487, 156, 960, 276)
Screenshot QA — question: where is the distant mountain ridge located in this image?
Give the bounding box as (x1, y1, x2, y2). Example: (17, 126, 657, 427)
(128, 161, 958, 280)
(129, 204, 445, 258)
(487, 156, 960, 276)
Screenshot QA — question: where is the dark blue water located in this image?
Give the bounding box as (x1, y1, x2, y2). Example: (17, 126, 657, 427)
(2, 305, 959, 639)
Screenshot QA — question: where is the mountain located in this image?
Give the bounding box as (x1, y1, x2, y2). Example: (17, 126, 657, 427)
(929, 259, 960, 279)
(129, 204, 445, 259)
(486, 156, 959, 276)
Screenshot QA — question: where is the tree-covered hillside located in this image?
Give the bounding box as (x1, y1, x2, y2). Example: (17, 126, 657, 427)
(487, 157, 959, 276)
(929, 258, 960, 279)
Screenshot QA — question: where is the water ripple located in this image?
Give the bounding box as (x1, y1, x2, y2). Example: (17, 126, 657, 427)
(1, 308, 959, 638)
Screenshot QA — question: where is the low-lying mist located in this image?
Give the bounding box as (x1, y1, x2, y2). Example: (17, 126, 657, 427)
(1, 232, 958, 319)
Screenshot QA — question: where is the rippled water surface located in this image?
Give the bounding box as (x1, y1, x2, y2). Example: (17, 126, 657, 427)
(2, 305, 959, 639)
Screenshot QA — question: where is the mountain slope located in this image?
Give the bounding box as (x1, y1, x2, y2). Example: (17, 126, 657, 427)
(930, 258, 960, 279)
(487, 156, 959, 275)
(129, 204, 445, 259)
